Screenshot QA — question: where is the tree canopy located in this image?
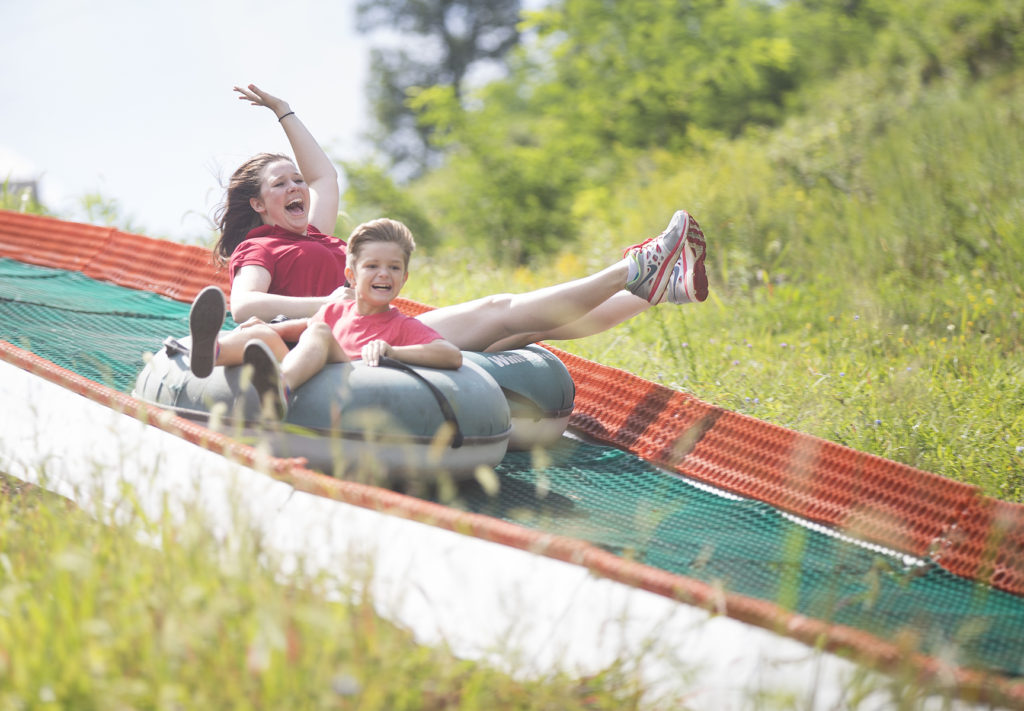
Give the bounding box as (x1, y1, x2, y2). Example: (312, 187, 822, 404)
(357, 0, 522, 177)
(348, 0, 1024, 262)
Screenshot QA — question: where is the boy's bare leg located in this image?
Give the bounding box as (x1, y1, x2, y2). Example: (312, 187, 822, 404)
(242, 322, 344, 420)
(279, 321, 346, 391)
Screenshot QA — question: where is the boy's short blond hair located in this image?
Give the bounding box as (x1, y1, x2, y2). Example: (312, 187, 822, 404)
(347, 218, 416, 267)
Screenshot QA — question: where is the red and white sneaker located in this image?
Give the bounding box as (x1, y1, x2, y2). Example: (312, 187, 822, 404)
(664, 215, 708, 304)
(624, 210, 691, 303)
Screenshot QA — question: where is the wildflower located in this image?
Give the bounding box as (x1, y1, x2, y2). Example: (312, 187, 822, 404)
(1017, 445, 1024, 454)
(332, 674, 361, 696)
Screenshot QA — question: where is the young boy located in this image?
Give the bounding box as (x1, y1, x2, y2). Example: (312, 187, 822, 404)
(187, 218, 462, 418)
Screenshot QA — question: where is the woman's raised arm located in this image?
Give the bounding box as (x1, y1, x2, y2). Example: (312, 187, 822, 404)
(234, 83, 340, 234)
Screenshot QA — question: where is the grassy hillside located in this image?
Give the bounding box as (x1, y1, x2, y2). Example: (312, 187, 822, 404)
(396, 72, 1024, 501)
(0, 474, 655, 710)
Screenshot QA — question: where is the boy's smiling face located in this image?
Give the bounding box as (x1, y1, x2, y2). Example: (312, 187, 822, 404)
(344, 241, 409, 314)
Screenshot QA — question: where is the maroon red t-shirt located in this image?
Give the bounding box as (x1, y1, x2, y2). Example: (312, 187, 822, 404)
(312, 300, 443, 360)
(229, 224, 347, 297)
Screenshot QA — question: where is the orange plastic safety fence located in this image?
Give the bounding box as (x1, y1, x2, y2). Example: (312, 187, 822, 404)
(0, 209, 113, 272)
(0, 210, 229, 303)
(553, 348, 983, 558)
(82, 229, 229, 302)
(941, 497, 1024, 594)
(684, 409, 977, 559)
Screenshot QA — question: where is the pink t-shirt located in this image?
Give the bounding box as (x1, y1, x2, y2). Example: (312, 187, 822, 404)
(229, 224, 347, 297)
(312, 299, 444, 360)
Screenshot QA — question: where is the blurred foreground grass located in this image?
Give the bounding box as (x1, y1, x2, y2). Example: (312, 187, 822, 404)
(0, 474, 654, 710)
(0, 469, 987, 709)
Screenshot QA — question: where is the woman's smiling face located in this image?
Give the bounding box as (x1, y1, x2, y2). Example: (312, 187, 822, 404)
(250, 159, 310, 234)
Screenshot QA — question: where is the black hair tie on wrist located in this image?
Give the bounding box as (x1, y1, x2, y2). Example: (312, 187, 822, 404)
(277, 111, 295, 122)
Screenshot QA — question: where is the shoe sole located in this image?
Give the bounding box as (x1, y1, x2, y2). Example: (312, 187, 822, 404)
(691, 249, 708, 302)
(646, 211, 690, 304)
(243, 340, 286, 420)
(189, 286, 226, 378)
(678, 220, 708, 303)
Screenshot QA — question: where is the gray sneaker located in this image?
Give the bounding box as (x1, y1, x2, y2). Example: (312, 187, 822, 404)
(188, 285, 226, 377)
(663, 215, 709, 304)
(243, 340, 288, 420)
(624, 210, 690, 304)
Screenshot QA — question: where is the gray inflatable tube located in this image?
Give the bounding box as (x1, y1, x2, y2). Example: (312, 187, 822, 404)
(133, 340, 574, 479)
(462, 345, 575, 450)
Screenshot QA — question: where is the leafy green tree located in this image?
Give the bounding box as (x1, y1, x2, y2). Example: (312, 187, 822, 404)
(778, 0, 1024, 92)
(410, 70, 599, 263)
(866, 0, 1024, 82)
(411, 0, 804, 261)
(357, 0, 523, 177)
(396, 0, 1024, 263)
(524, 0, 800, 144)
(340, 160, 439, 248)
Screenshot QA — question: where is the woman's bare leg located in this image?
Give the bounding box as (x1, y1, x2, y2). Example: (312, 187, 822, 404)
(417, 260, 630, 351)
(484, 292, 651, 351)
(417, 208, 705, 351)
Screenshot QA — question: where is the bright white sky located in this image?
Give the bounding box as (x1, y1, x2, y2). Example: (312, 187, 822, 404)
(1, 0, 371, 243)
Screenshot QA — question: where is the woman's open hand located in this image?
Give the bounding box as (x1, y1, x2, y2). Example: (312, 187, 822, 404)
(233, 83, 290, 119)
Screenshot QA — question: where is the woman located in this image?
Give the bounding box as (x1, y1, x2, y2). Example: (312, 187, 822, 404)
(214, 84, 708, 353)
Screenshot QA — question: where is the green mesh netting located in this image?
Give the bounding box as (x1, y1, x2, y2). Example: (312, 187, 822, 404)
(2, 257, 1023, 677)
